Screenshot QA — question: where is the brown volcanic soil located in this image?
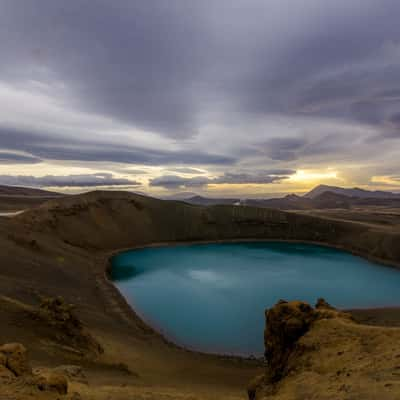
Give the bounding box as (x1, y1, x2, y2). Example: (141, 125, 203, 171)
(0, 191, 400, 399)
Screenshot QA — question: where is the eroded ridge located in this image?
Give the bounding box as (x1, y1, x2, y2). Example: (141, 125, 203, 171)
(249, 299, 400, 400)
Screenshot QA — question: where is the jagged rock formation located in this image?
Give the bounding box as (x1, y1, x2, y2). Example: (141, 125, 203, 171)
(0, 342, 76, 399)
(263, 299, 352, 385)
(36, 370, 69, 394)
(249, 299, 400, 400)
(264, 300, 317, 383)
(34, 296, 104, 357)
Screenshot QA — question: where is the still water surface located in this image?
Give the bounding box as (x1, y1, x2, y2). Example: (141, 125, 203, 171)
(111, 242, 400, 355)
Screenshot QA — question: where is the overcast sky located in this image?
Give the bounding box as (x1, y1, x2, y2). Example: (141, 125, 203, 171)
(0, 0, 399, 197)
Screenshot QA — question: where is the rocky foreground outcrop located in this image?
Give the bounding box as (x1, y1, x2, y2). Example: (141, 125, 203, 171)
(0, 342, 80, 399)
(34, 296, 104, 357)
(249, 299, 400, 400)
(0, 296, 106, 399)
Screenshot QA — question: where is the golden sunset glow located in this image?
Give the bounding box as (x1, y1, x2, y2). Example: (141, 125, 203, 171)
(371, 175, 400, 186)
(289, 169, 340, 184)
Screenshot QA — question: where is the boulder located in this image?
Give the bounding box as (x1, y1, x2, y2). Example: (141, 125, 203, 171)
(0, 342, 32, 376)
(37, 371, 68, 395)
(53, 365, 87, 384)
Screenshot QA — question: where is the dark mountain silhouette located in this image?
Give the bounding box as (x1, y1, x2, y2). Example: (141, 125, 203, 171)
(0, 185, 61, 196)
(304, 184, 400, 199)
(181, 185, 400, 210)
(184, 195, 239, 206)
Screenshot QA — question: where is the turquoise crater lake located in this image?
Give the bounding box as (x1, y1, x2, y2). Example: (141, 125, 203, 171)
(111, 242, 400, 356)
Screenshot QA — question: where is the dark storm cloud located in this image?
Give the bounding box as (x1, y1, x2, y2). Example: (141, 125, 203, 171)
(149, 175, 210, 189)
(227, 3, 400, 142)
(149, 170, 294, 189)
(0, 173, 140, 188)
(213, 171, 294, 184)
(0, 127, 234, 166)
(0, 0, 210, 137)
(261, 133, 371, 163)
(388, 113, 400, 131)
(2, 0, 400, 138)
(263, 138, 308, 161)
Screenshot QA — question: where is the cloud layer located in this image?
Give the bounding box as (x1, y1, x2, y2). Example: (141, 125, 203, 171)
(0, 173, 139, 188)
(149, 170, 295, 189)
(0, 1, 399, 193)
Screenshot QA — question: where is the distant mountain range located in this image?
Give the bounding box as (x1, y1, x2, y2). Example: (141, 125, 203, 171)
(179, 195, 239, 206)
(304, 184, 400, 199)
(181, 184, 400, 210)
(1, 183, 400, 212)
(161, 192, 200, 201)
(0, 185, 61, 197)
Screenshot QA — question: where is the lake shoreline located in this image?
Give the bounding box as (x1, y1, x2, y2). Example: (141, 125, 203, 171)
(106, 238, 400, 270)
(104, 238, 400, 358)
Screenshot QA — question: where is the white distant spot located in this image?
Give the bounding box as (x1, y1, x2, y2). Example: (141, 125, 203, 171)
(0, 210, 25, 217)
